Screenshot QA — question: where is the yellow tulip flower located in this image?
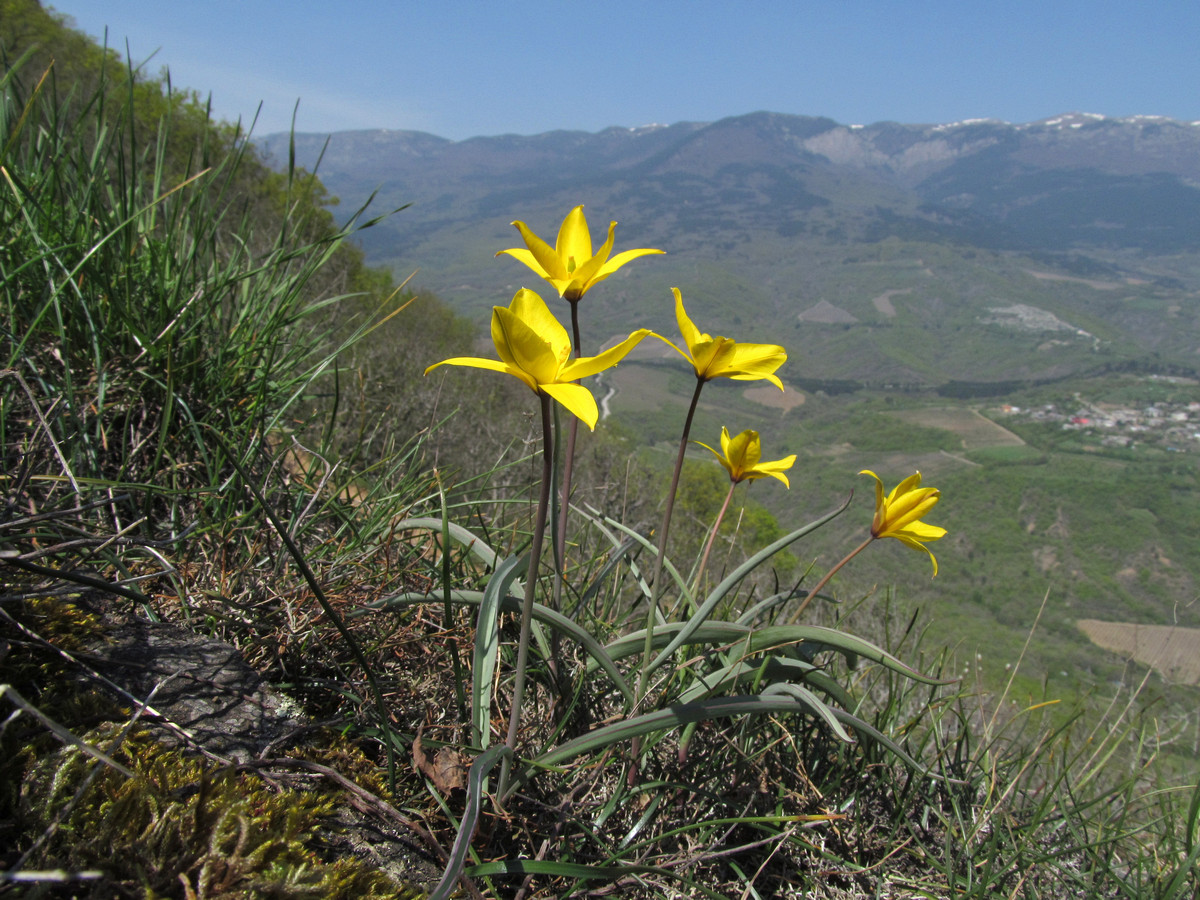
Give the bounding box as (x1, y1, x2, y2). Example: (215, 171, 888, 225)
(697, 427, 796, 487)
(665, 288, 787, 389)
(497, 205, 664, 301)
(860, 469, 947, 575)
(425, 288, 649, 430)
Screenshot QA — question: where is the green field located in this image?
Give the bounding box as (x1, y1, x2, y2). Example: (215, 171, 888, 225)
(607, 369, 1200, 745)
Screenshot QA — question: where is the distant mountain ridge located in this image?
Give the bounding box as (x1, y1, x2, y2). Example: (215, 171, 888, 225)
(258, 111, 1200, 386)
(263, 110, 1200, 190)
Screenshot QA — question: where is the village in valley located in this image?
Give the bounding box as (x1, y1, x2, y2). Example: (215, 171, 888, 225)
(997, 378, 1200, 453)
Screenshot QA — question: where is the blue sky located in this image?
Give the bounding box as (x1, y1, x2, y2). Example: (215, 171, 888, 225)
(50, 1, 1200, 140)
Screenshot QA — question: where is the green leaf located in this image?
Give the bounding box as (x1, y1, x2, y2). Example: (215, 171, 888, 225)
(648, 499, 850, 674)
(358, 590, 635, 705)
(592, 620, 944, 685)
(389, 517, 501, 570)
(473, 554, 525, 748)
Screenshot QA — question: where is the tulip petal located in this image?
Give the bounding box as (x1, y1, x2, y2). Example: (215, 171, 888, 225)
(726, 429, 760, 470)
(695, 440, 735, 479)
(722, 343, 787, 384)
(659, 336, 696, 366)
(753, 455, 797, 487)
(598, 247, 666, 277)
(895, 521, 947, 542)
(690, 338, 724, 377)
(556, 206, 593, 270)
(508, 289, 570, 360)
(561, 329, 652, 381)
(424, 356, 537, 393)
(887, 493, 940, 532)
(718, 426, 734, 460)
(509, 220, 567, 280)
(890, 537, 939, 575)
(858, 469, 945, 574)
(495, 247, 545, 279)
(541, 381, 599, 430)
(673, 288, 705, 357)
(567, 220, 617, 289)
(494, 305, 561, 384)
(887, 472, 926, 505)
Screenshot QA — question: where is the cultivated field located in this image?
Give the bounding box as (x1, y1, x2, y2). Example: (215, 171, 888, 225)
(744, 383, 806, 411)
(605, 363, 674, 412)
(1076, 620, 1200, 685)
(892, 407, 1026, 450)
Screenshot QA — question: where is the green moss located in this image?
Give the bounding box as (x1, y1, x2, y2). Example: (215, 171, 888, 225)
(2, 598, 427, 898)
(20, 727, 426, 899)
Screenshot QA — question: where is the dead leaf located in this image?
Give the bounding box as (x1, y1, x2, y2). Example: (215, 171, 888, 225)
(412, 729, 467, 793)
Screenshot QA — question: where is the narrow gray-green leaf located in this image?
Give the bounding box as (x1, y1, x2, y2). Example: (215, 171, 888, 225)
(360, 590, 634, 704)
(473, 553, 525, 747)
(390, 517, 501, 571)
(648, 499, 850, 673)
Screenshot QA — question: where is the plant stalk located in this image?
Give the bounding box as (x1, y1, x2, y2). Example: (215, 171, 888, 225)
(693, 479, 739, 597)
(552, 297, 584, 612)
(635, 376, 705, 705)
(500, 392, 555, 795)
(791, 534, 874, 619)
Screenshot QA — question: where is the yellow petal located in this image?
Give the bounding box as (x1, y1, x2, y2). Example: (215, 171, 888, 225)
(859, 468, 883, 496)
(510, 220, 566, 280)
(541, 381, 599, 429)
(689, 338, 725, 377)
(567, 219, 616, 287)
(659, 335, 696, 367)
(673, 288, 704, 357)
(495, 247, 545, 278)
(721, 343, 787, 387)
(597, 247, 666, 278)
(493, 305, 561, 385)
(730, 371, 785, 389)
(508, 289, 571, 361)
(726, 429, 760, 471)
(424, 356, 537, 393)
(718, 426, 734, 460)
(490, 306, 519, 370)
(890, 537, 940, 575)
(894, 521, 947, 542)
(886, 491, 940, 533)
(695, 439, 735, 479)
(556, 206, 593, 271)
(751, 455, 796, 487)
(886, 471, 926, 505)
(561, 329, 651, 381)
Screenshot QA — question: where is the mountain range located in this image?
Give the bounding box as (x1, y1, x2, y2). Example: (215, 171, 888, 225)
(259, 111, 1200, 386)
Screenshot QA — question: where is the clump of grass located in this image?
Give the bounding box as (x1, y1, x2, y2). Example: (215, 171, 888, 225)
(0, 50, 387, 527)
(0, 19, 446, 893)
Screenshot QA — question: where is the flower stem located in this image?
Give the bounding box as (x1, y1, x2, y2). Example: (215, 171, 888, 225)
(791, 534, 874, 619)
(552, 299, 584, 612)
(693, 479, 738, 597)
(500, 392, 554, 795)
(636, 376, 705, 704)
